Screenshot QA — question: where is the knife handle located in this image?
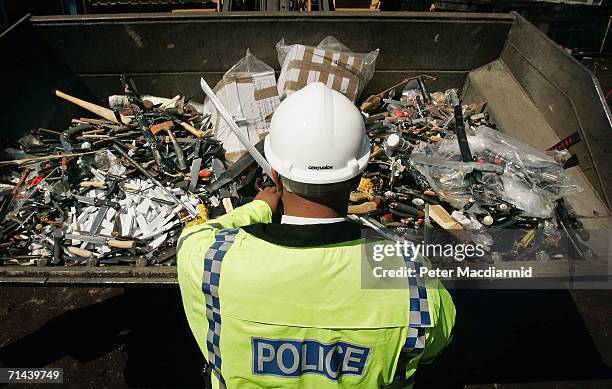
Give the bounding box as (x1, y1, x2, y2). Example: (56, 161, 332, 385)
(67, 246, 94, 258)
(80, 180, 106, 188)
(108, 239, 135, 249)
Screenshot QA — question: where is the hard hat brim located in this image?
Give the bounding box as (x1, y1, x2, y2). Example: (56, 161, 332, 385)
(264, 134, 371, 185)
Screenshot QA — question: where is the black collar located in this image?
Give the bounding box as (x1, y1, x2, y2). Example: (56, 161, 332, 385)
(242, 221, 362, 247)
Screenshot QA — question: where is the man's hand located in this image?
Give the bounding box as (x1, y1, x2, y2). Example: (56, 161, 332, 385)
(255, 187, 282, 216)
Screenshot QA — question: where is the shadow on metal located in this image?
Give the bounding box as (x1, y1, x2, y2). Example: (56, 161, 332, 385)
(416, 290, 612, 388)
(0, 289, 205, 388)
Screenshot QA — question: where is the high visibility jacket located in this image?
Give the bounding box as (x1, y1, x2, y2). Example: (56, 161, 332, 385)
(178, 200, 455, 389)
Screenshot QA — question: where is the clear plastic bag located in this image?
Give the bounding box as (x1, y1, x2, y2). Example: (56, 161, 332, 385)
(410, 140, 475, 209)
(401, 89, 423, 106)
(276, 36, 379, 102)
(203, 49, 280, 161)
(225, 48, 273, 75)
(410, 126, 582, 218)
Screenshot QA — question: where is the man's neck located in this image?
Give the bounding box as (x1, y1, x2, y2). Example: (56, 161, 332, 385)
(282, 202, 343, 218)
(282, 192, 347, 219)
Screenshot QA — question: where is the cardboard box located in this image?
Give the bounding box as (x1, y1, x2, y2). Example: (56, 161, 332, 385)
(205, 70, 280, 162)
(277, 45, 368, 102)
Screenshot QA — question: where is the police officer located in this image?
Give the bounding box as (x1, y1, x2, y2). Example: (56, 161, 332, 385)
(178, 82, 455, 388)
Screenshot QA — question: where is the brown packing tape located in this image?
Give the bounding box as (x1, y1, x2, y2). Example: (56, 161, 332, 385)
(297, 47, 315, 85)
(234, 75, 255, 84)
(338, 53, 350, 70)
(284, 80, 308, 92)
(332, 52, 349, 94)
(254, 86, 279, 101)
(281, 45, 369, 101)
(316, 50, 364, 76)
(347, 78, 359, 102)
(283, 79, 356, 102)
(348, 56, 364, 100)
(286, 66, 359, 89)
(311, 48, 335, 86)
(284, 79, 358, 102)
(214, 75, 255, 86)
(331, 73, 342, 95)
(286, 60, 366, 84)
(207, 76, 255, 102)
(319, 50, 334, 85)
(212, 79, 225, 94)
(207, 75, 275, 124)
(284, 75, 358, 102)
(352, 55, 365, 72)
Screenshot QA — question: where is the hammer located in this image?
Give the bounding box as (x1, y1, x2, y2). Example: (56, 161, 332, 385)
(360, 75, 436, 113)
(150, 120, 187, 170)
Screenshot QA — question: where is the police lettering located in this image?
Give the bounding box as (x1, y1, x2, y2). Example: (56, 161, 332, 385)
(252, 338, 370, 380)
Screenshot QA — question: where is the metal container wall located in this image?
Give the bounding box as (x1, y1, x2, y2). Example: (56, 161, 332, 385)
(0, 11, 610, 284)
(1, 11, 609, 204)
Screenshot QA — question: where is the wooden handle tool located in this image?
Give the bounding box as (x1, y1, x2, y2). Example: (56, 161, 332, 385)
(348, 201, 378, 215)
(428, 205, 463, 230)
(107, 239, 136, 250)
(80, 180, 106, 189)
(179, 121, 210, 138)
(360, 75, 436, 112)
(350, 191, 371, 203)
(67, 246, 94, 258)
(53, 89, 131, 125)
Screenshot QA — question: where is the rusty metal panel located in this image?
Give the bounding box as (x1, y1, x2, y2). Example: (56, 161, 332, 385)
(30, 12, 513, 74)
(88, 0, 210, 4)
(0, 266, 178, 286)
(501, 12, 612, 208)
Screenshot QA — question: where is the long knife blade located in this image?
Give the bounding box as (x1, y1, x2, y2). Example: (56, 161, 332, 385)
(89, 206, 109, 235)
(206, 139, 265, 194)
(66, 233, 136, 250)
(211, 158, 231, 199)
(74, 195, 120, 209)
(66, 233, 107, 245)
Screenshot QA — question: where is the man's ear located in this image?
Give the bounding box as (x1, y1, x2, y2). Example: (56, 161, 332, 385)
(272, 170, 283, 192)
(350, 175, 362, 191)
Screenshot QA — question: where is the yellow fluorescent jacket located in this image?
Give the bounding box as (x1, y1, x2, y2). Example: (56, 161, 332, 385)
(177, 200, 455, 388)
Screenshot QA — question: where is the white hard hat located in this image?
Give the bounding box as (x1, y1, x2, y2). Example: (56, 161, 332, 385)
(265, 82, 370, 186)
